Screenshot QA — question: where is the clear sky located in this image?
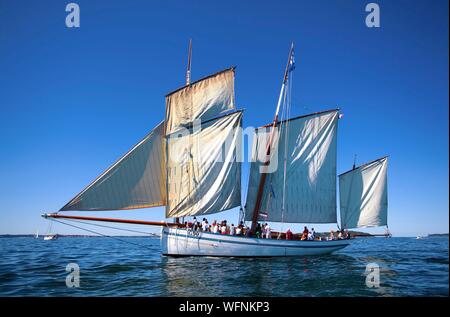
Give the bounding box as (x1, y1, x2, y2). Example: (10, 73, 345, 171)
(0, 0, 448, 237)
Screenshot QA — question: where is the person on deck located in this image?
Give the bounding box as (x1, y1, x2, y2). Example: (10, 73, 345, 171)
(255, 223, 262, 238)
(235, 225, 242, 236)
(262, 223, 267, 239)
(245, 226, 251, 237)
(202, 220, 210, 232)
(212, 221, 218, 234)
(201, 218, 207, 231)
(310, 228, 315, 240)
(338, 230, 343, 239)
(221, 221, 227, 235)
(286, 228, 293, 240)
(301, 226, 309, 241)
(230, 224, 236, 235)
(328, 230, 335, 240)
(192, 216, 199, 231)
(265, 223, 271, 239)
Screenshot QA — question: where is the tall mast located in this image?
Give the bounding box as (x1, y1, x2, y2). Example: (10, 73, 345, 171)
(250, 43, 295, 232)
(186, 38, 192, 85)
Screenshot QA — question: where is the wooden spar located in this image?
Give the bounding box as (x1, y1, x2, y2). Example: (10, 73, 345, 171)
(42, 213, 182, 227)
(250, 43, 295, 233)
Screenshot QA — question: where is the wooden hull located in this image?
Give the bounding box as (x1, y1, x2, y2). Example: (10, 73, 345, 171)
(161, 227, 351, 257)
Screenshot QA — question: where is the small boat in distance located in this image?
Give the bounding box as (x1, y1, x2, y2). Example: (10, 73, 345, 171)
(43, 219, 57, 241)
(43, 234, 57, 241)
(42, 41, 390, 257)
(34, 231, 39, 239)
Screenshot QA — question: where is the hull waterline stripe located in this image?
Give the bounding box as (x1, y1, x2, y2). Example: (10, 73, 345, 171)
(164, 230, 350, 249)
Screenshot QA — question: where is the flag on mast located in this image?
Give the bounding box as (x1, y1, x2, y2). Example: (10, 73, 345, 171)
(288, 49, 295, 72)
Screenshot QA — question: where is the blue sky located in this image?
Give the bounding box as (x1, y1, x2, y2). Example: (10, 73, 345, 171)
(0, 0, 448, 237)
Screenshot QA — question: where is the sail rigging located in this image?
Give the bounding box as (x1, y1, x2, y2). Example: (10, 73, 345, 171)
(245, 110, 339, 223)
(339, 156, 388, 229)
(60, 121, 166, 211)
(166, 111, 242, 218)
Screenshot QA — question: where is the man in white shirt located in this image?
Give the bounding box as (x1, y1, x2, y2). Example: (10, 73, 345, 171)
(201, 218, 207, 231)
(265, 224, 271, 239)
(202, 220, 209, 232)
(230, 224, 236, 235)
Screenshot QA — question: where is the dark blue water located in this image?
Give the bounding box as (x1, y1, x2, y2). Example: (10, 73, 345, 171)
(0, 236, 448, 296)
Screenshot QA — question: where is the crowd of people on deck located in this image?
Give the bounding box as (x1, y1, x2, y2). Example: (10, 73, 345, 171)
(183, 217, 351, 241)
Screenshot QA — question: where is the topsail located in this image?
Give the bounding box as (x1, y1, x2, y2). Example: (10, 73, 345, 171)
(245, 110, 339, 223)
(339, 157, 388, 229)
(165, 68, 235, 135)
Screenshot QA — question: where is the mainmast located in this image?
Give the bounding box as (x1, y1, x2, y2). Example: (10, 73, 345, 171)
(175, 38, 193, 225)
(250, 43, 295, 232)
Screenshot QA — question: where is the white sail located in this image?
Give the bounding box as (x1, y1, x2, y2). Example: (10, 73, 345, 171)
(165, 68, 235, 135)
(166, 111, 242, 218)
(245, 110, 339, 223)
(339, 157, 388, 229)
(60, 121, 166, 211)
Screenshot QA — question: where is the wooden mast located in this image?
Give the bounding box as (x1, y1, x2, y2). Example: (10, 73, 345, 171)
(174, 38, 193, 226)
(250, 43, 295, 233)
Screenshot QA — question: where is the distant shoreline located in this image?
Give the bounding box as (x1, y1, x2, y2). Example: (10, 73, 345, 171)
(1, 232, 448, 238)
(428, 233, 449, 237)
(0, 234, 160, 238)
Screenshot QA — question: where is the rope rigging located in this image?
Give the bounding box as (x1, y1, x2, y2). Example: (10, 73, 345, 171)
(47, 218, 158, 250)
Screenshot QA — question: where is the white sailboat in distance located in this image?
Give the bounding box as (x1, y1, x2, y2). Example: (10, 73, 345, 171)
(43, 42, 390, 256)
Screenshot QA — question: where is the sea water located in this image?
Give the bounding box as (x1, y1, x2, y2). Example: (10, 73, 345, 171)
(0, 236, 447, 296)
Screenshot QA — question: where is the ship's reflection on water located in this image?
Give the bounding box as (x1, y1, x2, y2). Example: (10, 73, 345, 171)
(159, 251, 386, 296)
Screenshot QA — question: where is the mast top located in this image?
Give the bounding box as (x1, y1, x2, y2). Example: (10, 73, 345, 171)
(186, 38, 192, 85)
(283, 42, 295, 84)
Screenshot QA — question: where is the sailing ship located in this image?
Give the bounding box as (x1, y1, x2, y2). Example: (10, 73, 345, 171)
(43, 220, 57, 240)
(43, 234, 57, 241)
(43, 42, 389, 257)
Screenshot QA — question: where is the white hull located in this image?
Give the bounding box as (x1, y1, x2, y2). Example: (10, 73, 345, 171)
(161, 227, 351, 257)
(43, 235, 57, 241)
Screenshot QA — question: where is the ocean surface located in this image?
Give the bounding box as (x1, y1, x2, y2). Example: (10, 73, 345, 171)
(0, 236, 448, 296)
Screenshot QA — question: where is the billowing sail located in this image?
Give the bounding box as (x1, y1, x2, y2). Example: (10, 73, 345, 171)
(245, 110, 339, 223)
(339, 157, 388, 229)
(166, 111, 242, 218)
(165, 68, 235, 135)
(60, 121, 166, 211)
